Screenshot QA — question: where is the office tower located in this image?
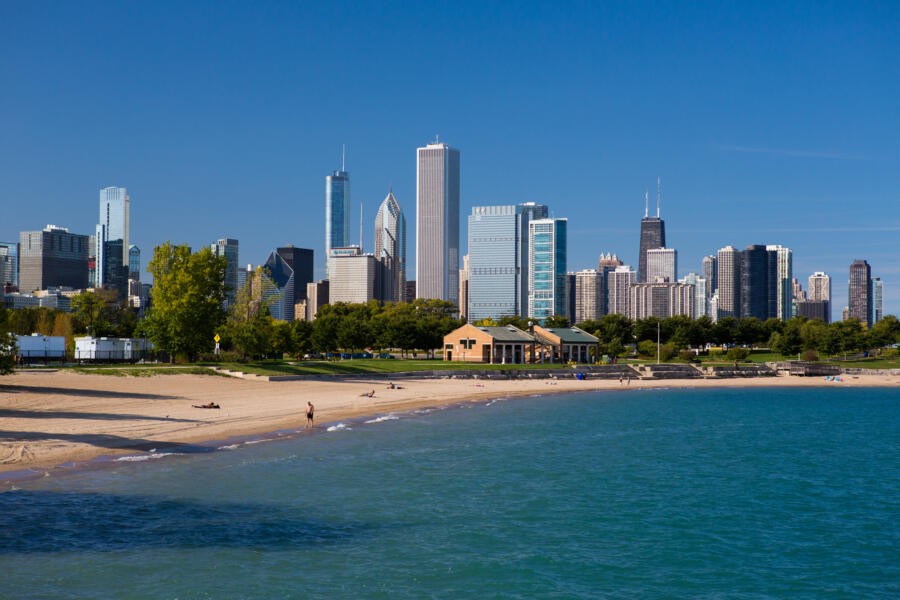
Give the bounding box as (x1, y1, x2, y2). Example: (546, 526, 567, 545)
(701, 255, 717, 297)
(0, 242, 18, 291)
(566, 273, 576, 324)
(638, 181, 666, 282)
(374, 189, 407, 303)
(607, 265, 636, 316)
(808, 272, 831, 323)
(236, 264, 252, 293)
(101, 238, 129, 296)
(404, 280, 416, 304)
(329, 254, 377, 304)
(796, 300, 828, 321)
(325, 160, 350, 280)
(467, 203, 546, 321)
(459, 254, 469, 321)
(262, 251, 296, 321)
(740, 245, 768, 321)
(597, 253, 623, 316)
(848, 260, 872, 326)
(94, 224, 106, 288)
(211, 238, 240, 309)
(277, 245, 314, 302)
(628, 280, 695, 319)
(128, 245, 141, 280)
(766, 245, 792, 321)
(873, 278, 883, 324)
(527, 218, 567, 320)
(18, 226, 90, 293)
(646, 247, 677, 283)
(679, 273, 708, 317)
(99, 187, 130, 263)
(306, 280, 329, 320)
(416, 140, 460, 302)
(575, 269, 604, 323)
(716, 246, 741, 319)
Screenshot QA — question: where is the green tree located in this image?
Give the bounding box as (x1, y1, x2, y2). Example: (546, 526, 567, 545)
(869, 315, 900, 349)
(542, 315, 570, 328)
(597, 314, 634, 345)
(290, 320, 314, 359)
(0, 332, 16, 375)
(735, 317, 766, 346)
(772, 320, 803, 357)
(800, 319, 827, 352)
(498, 315, 529, 330)
(711, 317, 737, 346)
(141, 242, 227, 361)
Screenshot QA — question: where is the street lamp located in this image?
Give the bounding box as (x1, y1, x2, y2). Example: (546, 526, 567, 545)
(657, 320, 661, 365)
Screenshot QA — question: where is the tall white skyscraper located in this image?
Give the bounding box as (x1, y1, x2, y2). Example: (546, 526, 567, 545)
(646, 247, 677, 282)
(679, 272, 708, 317)
(808, 271, 832, 322)
(574, 269, 604, 323)
(527, 218, 567, 320)
(325, 163, 350, 280)
(416, 141, 460, 302)
(374, 189, 406, 303)
(607, 265, 637, 316)
(716, 246, 741, 319)
(99, 186, 130, 263)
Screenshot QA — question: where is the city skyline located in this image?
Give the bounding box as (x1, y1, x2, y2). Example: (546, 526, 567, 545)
(1, 4, 897, 317)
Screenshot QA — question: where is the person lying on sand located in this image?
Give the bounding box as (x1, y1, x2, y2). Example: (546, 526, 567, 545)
(358, 390, 376, 398)
(386, 383, 403, 390)
(193, 402, 220, 409)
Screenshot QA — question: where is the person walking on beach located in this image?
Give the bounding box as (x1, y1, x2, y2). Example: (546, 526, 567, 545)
(306, 401, 315, 428)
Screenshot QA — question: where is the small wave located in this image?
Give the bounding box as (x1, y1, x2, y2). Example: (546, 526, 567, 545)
(218, 444, 240, 450)
(364, 415, 399, 424)
(244, 439, 275, 445)
(327, 423, 351, 432)
(115, 452, 180, 462)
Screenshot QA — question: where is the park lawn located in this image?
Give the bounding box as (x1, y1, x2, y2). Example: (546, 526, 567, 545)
(67, 365, 228, 377)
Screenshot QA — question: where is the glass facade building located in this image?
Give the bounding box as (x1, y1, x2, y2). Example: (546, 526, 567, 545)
(99, 187, 130, 264)
(873, 277, 883, 324)
(528, 218, 567, 321)
(18, 226, 90, 293)
(374, 190, 407, 303)
(211, 238, 240, 309)
(848, 260, 872, 326)
(128, 245, 141, 280)
(325, 169, 350, 279)
(0, 241, 18, 290)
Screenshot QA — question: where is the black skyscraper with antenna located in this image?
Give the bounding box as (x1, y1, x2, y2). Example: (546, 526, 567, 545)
(638, 178, 666, 283)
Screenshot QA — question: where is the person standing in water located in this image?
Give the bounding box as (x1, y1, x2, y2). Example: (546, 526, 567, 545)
(306, 401, 315, 428)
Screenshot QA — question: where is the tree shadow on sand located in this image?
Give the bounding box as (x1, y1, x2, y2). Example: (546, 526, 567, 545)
(0, 490, 374, 553)
(0, 409, 197, 423)
(0, 385, 179, 399)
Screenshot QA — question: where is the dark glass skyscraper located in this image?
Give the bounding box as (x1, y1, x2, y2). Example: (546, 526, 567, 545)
(848, 260, 872, 326)
(276, 246, 314, 303)
(638, 186, 665, 283)
(740, 245, 769, 321)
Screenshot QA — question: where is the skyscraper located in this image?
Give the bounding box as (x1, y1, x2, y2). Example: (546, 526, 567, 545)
(638, 181, 666, 282)
(329, 253, 377, 304)
(262, 251, 296, 321)
(527, 218, 567, 320)
(211, 238, 239, 309)
(467, 203, 545, 321)
(740, 245, 768, 321)
(808, 272, 831, 323)
(848, 260, 872, 326)
(628, 281, 695, 319)
(766, 245, 792, 321)
(18, 226, 90, 293)
(325, 161, 350, 280)
(306, 280, 329, 321)
(374, 189, 407, 303)
(646, 247, 677, 283)
(607, 265, 636, 316)
(99, 187, 130, 263)
(459, 255, 469, 321)
(128, 245, 141, 281)
(701, 255, 717, 297)
(679, 273, 708, 317)
(0, 241, 18, 291)
(575, 269, 604, 323)
(597, 253, 623, 316)
(716, 246, 741, 319)
(416, 141, 460, 302)
(277, 246, 314, 303)
(873, 277, 883, 324)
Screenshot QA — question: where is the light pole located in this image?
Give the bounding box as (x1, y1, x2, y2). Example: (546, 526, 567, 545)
(657, 320, 661, 364)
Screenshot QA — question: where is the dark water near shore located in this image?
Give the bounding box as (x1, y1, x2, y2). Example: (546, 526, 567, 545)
(2, 387, 898, 599)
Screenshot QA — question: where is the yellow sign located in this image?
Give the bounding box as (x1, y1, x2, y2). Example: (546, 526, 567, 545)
(214, 334, 221, 343)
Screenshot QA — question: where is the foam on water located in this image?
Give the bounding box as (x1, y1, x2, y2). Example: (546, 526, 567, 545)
(364, 415, 400, 424)
(114, 452, 180, 462)
(326, 423, 351, 432)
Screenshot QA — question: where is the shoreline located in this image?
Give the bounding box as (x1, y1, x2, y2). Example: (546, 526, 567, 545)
(2, 370, 899, 482)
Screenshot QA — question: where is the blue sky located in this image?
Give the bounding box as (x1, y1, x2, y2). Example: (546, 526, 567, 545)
(2, 1, 897, 318)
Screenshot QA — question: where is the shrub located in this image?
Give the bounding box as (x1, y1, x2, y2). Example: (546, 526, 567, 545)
(709, 349, 722, 359)
(197, 351, 247, 364)
(678, 349, 696, 362)
(801, 349, 819, 362)
(659, 344, 676, 362)
(637, 340, 657, 357)
(725, 347, 751, 361)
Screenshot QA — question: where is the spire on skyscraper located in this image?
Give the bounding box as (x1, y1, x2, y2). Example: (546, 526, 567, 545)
(657, 177, 661, 218)
(644, 189, 649, 218)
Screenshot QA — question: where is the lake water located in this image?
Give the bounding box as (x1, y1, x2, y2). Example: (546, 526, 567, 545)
(2, 387, 898, 599)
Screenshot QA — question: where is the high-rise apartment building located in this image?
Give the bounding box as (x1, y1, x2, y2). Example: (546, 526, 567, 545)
(306, 280, 329, 321)
(701, 255, 717, 297)
(607, 265, 636, 316)
(467, 203, 546, 321)
(679, 273, 708, 317)
(0, 242, 18, 291)
(808, 272, 831, 323)
(628, 280, 695, 319)
(458, 254, 469, 321)
(374, 189, 407, 303)
(646, 247, 677, 283)
(575, 269, 604, 323)
(416, 141, 460, 302)
(99, 187, 130, 264)
(597, 253, 623, 316)
(527, 218, 567, 320)
(873, 277, 883, 324)
(566, 273, 576, 324)
(277, 246, 314, 303)
(18, 226, 90, 293)
(325, 164, 350, 280)
(211, 238, 240, 309)
(848, 260, 872, 326)
(638, 182, 666, 282)
(740, 245, 768, 321)
(766, 245, 792, 321)
(128, 245, 141, 280)
(716, 246, 741, 319)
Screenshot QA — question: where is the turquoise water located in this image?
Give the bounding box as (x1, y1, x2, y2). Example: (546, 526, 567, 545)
(2, 387, 898, 599)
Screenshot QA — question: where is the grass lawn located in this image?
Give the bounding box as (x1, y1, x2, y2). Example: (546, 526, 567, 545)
(66, 365, 229, 377)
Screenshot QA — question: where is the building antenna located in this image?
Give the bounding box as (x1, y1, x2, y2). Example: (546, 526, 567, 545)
(644, 189, 649, 218)
(342, 144, 346, 172)
(359, 201, 363, 251)
(657, 176, 661, 218)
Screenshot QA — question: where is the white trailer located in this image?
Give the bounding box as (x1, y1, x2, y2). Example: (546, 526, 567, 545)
(75, 337, 154, 362)
(15, 334, 66, 360)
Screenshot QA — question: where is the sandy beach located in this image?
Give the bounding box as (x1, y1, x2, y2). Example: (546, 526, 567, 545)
(2, 369, 898, 475)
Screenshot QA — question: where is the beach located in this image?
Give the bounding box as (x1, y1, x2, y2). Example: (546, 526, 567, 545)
(2, 369, 898, 474)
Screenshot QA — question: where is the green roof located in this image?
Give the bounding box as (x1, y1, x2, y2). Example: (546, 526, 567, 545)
(475, 325, 535, 343)
(538, 327, 599, 343)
